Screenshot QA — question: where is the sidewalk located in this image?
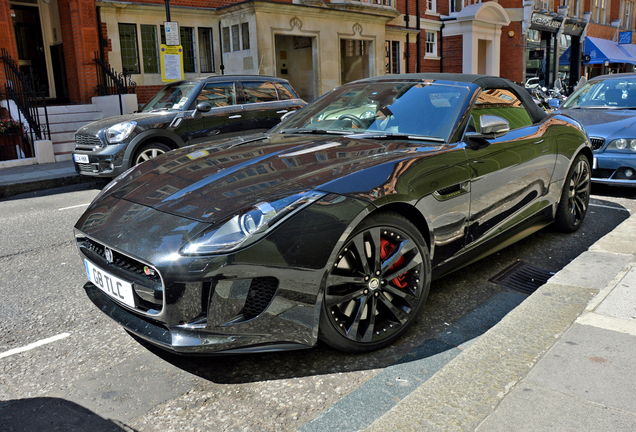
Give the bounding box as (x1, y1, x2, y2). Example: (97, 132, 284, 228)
(367, 212, 636, 431)
(0, 160, 96, 200)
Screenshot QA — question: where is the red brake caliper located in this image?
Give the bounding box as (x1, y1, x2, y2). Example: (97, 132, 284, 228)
(380, 238, 408, 289)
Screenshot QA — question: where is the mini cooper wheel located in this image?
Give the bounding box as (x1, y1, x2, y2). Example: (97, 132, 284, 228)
(133, 142, 171, 166)
(555, 154, 591, 233)
(319, 212, 431, 353)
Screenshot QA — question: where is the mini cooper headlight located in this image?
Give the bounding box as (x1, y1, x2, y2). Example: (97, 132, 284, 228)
(607, 138, 636, 152)
(181, 191, 327, 255)
(106, 121, 137, 144)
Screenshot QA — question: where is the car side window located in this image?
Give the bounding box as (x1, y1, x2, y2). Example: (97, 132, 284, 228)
(196, 82, 236, 107)
(470, 88, 533, 131)
(242, 81, 278, 103)
(274, 82, 296, 100)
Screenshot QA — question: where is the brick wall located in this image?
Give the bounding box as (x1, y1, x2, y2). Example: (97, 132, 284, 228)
(0, 1, 19, 87)
(500, 21, 524, 84)
(442, 35, 462, 73)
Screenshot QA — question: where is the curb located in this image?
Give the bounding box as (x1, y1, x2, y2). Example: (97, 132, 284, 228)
(0, 174, 97, 200)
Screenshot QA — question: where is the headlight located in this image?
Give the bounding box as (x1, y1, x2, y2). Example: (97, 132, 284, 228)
(181, 191, 327, 255)
(606, 138, 636, 152)
(106, 121, 136, 143)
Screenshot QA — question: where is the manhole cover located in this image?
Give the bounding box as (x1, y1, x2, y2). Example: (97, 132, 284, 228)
(490, 260, 555, 295)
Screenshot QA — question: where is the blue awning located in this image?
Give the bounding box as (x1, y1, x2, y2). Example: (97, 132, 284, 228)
(584, 36, 636, 65)
(559, 37, 636, 65)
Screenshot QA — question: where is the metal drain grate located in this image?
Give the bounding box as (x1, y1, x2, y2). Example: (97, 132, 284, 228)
(490, 260, 555, 295)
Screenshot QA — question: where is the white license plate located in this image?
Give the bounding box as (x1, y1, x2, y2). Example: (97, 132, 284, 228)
(74, 154, 89, 164)
(593, 157, 597, 169)
(85, 259, 135, 308)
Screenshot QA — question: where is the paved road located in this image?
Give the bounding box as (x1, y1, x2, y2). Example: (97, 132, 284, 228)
(0, 184, 634, 431)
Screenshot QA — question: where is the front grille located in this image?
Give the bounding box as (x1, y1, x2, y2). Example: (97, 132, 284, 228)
(242, 277, 279, 320)
(79, 237, 163, 313)
(77, 163, 94, 173)
(75, 134, 103, 150)
(592, 168, 614, 179)
(590, 137, 605, 151)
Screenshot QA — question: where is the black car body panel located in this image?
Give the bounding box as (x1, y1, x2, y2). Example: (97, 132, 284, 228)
(75, 73, 592, 354)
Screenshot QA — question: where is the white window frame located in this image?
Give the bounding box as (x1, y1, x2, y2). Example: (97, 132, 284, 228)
(623, 0, 635, 29)
(425, 31, 437, 57)
(592, 0, 607, 24)
(427, 0, 436, 13)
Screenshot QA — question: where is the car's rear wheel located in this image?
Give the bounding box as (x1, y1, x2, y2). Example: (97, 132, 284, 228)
(555, 154, 591, 232)
(133, 142, 171, 166)
(319, 211, 431, 353)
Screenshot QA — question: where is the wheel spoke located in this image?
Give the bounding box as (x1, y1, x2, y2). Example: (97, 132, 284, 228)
(352, 234, 371, 275)
(328, 274, 365, 286)
(360, 297, 377, 342)
(382, 285, 419, 308)
(347, 296, 369, 337)
(369, 228, 383, 271)
(383, 255, 422, 283)
(325, 288, 365, 308)
(378, 293, 408, 324)
(382, 239, 416, 272)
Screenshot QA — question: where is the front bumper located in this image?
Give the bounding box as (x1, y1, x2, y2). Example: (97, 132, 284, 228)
(73, 142, 128, 178)
(592, 152, 636, 187)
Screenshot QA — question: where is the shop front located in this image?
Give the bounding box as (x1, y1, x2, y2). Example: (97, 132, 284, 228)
(525, 12, 563, 89)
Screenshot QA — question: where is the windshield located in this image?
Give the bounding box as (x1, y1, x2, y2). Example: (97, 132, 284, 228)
(562, 77, 636, 109)
(272, 81, 471, 141)
(141, 81, 198, 112)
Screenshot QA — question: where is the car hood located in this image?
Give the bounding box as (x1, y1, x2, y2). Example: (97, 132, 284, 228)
(75, 111, 180, 135)
(560, 108, 636, 138)
(103, 134, 444, 224)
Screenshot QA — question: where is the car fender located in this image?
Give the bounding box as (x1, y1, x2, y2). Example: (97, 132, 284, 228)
(122, 129, 186, 168)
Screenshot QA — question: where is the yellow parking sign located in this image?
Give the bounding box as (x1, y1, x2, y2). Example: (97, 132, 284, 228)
(160, 44, 184, 82)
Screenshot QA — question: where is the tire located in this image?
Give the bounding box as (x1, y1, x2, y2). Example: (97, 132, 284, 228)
(133, 142, 171, 166)
(554, 154, 591, 233)
(319, 211, 431, 353)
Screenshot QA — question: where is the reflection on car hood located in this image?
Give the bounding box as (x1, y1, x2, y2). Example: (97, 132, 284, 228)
(107, 134, 444, 223)
(75, 111, 179, 135)
(560, 108, 636, 138)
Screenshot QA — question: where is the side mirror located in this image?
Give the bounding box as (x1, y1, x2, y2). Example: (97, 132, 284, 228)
(548, 98, 560, 109)
(196, 102, 212, 113)
(465, 115, 510, 141)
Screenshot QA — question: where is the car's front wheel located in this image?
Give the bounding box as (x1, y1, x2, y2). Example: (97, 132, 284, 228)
(133, 142, 171, 166)
(555, 154, 591, 232)
(319, 211, 431, 353)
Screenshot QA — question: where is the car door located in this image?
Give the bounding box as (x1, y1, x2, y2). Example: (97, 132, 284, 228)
(174, 81, 244, 145)
(464, 87, 557, 249)
(238, 80, 303, 134)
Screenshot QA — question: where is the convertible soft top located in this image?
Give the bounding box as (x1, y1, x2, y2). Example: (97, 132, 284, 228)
(363, 73, 548, 124)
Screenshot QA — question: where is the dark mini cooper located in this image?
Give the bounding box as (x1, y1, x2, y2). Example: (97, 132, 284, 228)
(72, 75, 305, 177)
(559, 72, 636, 187)
(75, 74, 592, 354)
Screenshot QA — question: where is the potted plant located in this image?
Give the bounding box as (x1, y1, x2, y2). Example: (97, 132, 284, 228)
(0, 118, 26, 161)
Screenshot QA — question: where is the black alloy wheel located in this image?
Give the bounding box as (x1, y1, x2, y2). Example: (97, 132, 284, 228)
(555, 154, 591, 233)
(319, 212, 431, 353)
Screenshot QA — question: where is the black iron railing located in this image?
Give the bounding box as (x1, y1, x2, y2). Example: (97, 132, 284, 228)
(94, 52, 137, 115)
(1, 48, 50, 161)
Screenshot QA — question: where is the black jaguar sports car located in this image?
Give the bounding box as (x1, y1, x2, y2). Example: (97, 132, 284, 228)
(74, 74, 592, 354)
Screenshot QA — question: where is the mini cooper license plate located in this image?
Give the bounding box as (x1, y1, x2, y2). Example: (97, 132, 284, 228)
(74, 154, 89, 164)
(85, 259, 135, 308)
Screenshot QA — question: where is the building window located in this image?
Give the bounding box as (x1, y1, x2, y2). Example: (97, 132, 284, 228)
(351, 0, 393, 5)
(427, 0, 435, 13)
(242, 23, 250, 50)
(451, 0, 482, 13)
(592, 0, 606, 24)
(119, 23, 140, 74)
(222, 27, 231, 53)
(231, 24, 240, 51)
(624, 0, 635, 29)
(569, 0, 581, 18)
(425, 31, 437, 57)
(385, 40, 399, 74)
(180, 26, 196, 73)
(140, 25, 159, 74)
(198, 28, 215, 73)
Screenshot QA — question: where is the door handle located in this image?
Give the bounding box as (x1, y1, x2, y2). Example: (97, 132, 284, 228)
(228, 115, 242, 119)
(277, 110, 289, 114)
(532, 139, 545, 145)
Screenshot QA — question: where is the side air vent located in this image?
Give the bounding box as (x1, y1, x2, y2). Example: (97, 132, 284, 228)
(242, 277, 279, 320)
(433, 182, 468, 201)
